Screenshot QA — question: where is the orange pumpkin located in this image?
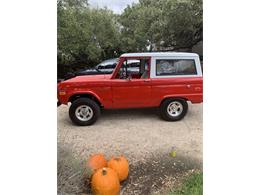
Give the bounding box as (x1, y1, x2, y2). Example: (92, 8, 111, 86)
(108, 156, 129, 182)
(86, 154, 107, 175)
(91, 167, 120, 195)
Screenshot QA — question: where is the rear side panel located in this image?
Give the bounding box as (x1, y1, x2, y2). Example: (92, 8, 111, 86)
(150, 77, 203, 106)
(150, 56, 203, 105)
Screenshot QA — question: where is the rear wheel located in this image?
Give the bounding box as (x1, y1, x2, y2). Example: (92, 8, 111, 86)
(160, 98, 188, 121)
(69, 98, 100, 126)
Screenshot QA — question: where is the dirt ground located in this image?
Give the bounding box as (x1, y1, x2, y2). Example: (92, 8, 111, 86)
(58, 102, 203, 194)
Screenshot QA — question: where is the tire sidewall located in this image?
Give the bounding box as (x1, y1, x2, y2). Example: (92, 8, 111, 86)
(160, 98, 188, 121)
(69, 98, 100, 126)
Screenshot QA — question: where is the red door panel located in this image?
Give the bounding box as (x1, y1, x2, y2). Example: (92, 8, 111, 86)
(111, 79, 152, 108)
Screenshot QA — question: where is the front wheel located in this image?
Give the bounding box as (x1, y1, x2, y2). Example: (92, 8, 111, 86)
(69, 98, 100, 126)
(159, 98, 188, 121)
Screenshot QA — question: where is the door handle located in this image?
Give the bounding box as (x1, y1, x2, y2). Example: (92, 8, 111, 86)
(143, 80, 150, 82)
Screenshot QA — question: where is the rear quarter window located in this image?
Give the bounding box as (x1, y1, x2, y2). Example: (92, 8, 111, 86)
(156, 59, 197, 76)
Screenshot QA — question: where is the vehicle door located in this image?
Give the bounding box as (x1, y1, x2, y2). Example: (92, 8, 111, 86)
(110, 57, 152, 108)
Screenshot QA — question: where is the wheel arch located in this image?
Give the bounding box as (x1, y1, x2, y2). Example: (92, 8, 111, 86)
(160, 96, 188, 105)
(68, 92, 102, 107)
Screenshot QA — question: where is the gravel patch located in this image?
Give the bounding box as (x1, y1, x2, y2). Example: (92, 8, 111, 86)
(58, 102, 202, 194)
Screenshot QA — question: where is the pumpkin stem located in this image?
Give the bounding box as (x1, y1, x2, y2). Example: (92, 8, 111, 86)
(114, 158, 120, 161)
(102, 168, 107, 176)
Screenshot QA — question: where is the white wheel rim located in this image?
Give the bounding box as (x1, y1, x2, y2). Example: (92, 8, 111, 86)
(167, 101, 183, 117)
(75, 105, 93, 121)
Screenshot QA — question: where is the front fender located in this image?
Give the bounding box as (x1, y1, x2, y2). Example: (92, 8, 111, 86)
(68, 90, 103, 104)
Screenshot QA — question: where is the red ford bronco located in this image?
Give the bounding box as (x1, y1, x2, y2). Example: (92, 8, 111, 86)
(57, 52, 203, 126)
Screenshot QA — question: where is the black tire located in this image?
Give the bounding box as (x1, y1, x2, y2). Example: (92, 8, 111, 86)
(159, 98, 188, 121)
(69, 98, 100, 126)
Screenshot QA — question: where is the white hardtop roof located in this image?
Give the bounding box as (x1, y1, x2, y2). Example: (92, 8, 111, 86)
(120, 52, 199, 58)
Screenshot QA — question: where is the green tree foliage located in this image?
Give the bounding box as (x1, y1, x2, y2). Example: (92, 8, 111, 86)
(57, 0, 202, 78)
(161, 0, 203, 50)
(119, 0, 164, 52)
(89, 9, 121, 60)
(119, 0, 202, 52)
(57, 0, 121, 77)
(58, 0, 93, 66)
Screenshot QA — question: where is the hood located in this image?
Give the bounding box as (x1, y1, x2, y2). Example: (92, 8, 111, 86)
(62, 74, 112, 83)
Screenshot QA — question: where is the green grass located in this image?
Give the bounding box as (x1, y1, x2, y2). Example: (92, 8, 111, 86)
(169, 172, 203, 195)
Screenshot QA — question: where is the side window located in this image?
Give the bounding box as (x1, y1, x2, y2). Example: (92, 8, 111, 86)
(156, 59, 197, 76)
(115, 58, 150, 79)
(126, 60, 141, 74)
